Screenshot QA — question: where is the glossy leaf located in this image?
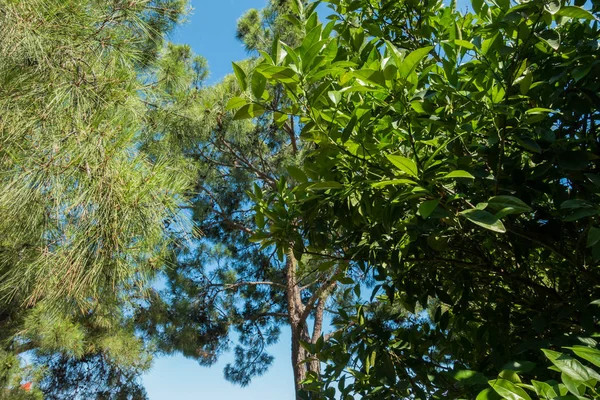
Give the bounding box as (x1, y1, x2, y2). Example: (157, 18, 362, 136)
(488, 378, 532, 400)
(386, 154, 419, 178)
(232, 62, 247, 91)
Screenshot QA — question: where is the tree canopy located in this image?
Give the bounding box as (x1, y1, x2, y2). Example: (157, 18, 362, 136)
(2, 0, 600, 398)
(230, 0, 600, 398)
(0, 0, 197, 397)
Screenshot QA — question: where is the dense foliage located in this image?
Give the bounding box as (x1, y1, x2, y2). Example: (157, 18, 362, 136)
(230, 0, 600, 397)
(2, 0, 600, 398)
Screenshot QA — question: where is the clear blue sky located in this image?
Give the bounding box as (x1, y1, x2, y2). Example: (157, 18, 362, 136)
(142, 1, 296, 399)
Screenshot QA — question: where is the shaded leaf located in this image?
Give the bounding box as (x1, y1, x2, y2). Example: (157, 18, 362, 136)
(460, 209, 507, 233)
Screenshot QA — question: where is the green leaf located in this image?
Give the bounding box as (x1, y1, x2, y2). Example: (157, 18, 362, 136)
(536, 30, 560, 50)
(440, 170, 475, 180)
(398, 46, 433, 80)
(371, 179, 418, 188)
(273, 111, 288, 127)
(477, 388, 502, 400)
(451, 370, 489, 385)
(564, 346, 600, 368)
(519, 72, 533, 95)
(531, 380, 558, 399)
(516, 137, 542, 154)
(308, 182, 344, 191)
(248, 231, 270, 243)
(255, 65, 299, 83)
(460, 209, 507, 233)
(328, 90, 341, 105)
(386, 154, 419, 178)
(453, 39, 475, 50)
(488, 196, 533, 214)
(525, 107, 555, 114)
(561, 373, 583, 396)
(542, 349, 600, 382)
(556, 6, 595, 20)
(233, 103, 265, 120)
(351, 69, 386, 86)
(587, 228, 600, 248)
(287, 166, 308, 183)
(251, 72, 267, 99)
(471, 0, 484, 14)
(419, 199, 440, 219)
(232, 62, 247, 91)
(560, 200, 594, 210)
(225, 96, 247, 111)
(488, 378, 532, 400)
(499, 370, 522, 383)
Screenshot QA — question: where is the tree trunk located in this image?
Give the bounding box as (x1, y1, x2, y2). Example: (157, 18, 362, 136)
(285, 247, 306, 398)
(286, 247, 328, 399)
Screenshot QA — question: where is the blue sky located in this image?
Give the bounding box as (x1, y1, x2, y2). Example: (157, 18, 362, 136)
(142, 1, 296, 399)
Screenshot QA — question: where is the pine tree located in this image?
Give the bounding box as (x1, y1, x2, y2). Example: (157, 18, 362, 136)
(0, 1, 197, 397)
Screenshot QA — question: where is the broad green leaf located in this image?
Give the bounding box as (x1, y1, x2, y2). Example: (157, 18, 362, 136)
(542, 349, 600, 382)
(248, 232, 270, 243)
(536, 30, 560, 50)
(471, 0, 484, 14)
(488, 196, 532, 214)
(560, 199, 594, 210)
(440, 170, 475, 180)
(488, 378, 532, 400)
(398, 46, 433, 80)
(453, 39, 475, 50)
(419, 199, 440, 219)
(384, 40, 405, 69)
(386, 154, 419, 178)
(255, 65, 299, 83)
(328, 90, 341, 105)
(371, 179, 417, 188)
(273, 111, 288, 127)
(251, 72, 267, 99)
(451, 370, 488, 385)
(232, 62, 247, 91)
(519, 72, 533, 95)
(351, 69, 386, 86)
(477, 388, 502, 400)
(460, 209, 507, 233)
(564, 346, 600, 368)
(516, 137, 542, 154)
(499, 370, 522, 383)
(287, 166, 308, 183)
(531, 380, 558, 399)
(233, 103, 265, 120)
(587, 228, 600, 248)
(561, 373, 583, 396)
(225, 96, 247, 111)
(556, 6, 595, 20)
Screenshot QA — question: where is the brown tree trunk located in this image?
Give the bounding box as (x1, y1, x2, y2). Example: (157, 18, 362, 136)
(285, 247, 306, 398)
(286, 247, 330, 398)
